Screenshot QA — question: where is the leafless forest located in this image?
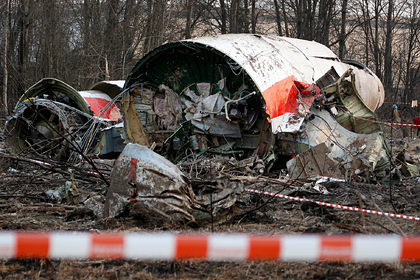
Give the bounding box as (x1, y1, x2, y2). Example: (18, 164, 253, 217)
(2, 1, 420, 279)
(1, 0, 420, 116)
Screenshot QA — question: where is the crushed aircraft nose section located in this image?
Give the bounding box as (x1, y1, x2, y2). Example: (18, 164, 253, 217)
(104, 143, 197, 222)
(3, 78, 124, 161)
(122, 34, 389, 179)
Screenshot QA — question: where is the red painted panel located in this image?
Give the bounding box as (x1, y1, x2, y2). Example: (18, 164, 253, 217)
(83, 97, 122, 121)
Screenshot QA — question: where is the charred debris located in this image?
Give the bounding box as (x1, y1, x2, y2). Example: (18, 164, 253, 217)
(1, 34, 416, 227)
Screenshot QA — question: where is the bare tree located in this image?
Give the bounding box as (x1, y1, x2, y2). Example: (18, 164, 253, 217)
(144, 0, 165, 53)
(185, 0, 195, 38)
(274, 0, 283, 36)
(2, 0, 10, 115)
(338, 0, 348, 59)
(383, 0, 394, 91)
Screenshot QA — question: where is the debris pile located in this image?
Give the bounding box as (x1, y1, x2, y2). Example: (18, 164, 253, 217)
(3, 34, 419, 229)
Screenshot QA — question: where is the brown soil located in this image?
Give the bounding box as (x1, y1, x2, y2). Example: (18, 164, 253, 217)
(1, 126, 420, 279)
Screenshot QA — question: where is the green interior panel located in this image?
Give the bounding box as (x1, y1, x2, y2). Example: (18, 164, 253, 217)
(125, 43, 257, 97)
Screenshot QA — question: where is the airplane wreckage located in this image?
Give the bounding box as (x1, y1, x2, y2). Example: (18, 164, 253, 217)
(120, 34, 389, 178)
(3, 34, 399, 224)
(3, 79, 125, 161)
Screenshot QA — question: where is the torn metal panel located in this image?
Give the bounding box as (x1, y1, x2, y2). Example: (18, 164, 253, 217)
(286, 143, 343, 180)
(189, 116, 242, 138)
(295, 108, 389, 176)
(271, 113, 305, 133)
(91, 123, 125, 156)
(15, 78, 92, 114)
(341, 60, 385, 111)
(78, 90, 122, 121)
(317, 70, 382, 134)
(4, 78, 126, 161)
(89, 80, 125, 99)
(103, 143, 197, 222)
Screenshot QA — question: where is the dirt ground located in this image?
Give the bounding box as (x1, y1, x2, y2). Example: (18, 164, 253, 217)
(2, 119, 420, 279)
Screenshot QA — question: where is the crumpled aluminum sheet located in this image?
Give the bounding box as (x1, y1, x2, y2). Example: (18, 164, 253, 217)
(104, 143, 197, 222)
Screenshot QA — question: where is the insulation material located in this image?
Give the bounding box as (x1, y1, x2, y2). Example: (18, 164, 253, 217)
(154, 97, 175, 130)
(202, 93, 226, 113)
(181, 85, 227, 126)
(196, 83, 211, 97)
(133, 88, 156, 132)
(159, 85, 183, 124)
(152, 85, 183, 131)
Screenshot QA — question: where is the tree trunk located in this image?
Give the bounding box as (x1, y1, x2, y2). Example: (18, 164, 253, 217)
(281, 0, 289, 37)
(384, 0, 393, 91)
(251, 0, 256, 33)
(374, 0, 381, 80)
(339, 0, 348, 59)
(274, 0, 283, 36)
(220, 0, 227, 34)
(230, 0, 239, 33)
(242, 0, 250, 33)
(18, 0, 30, 92)
(105, 0, 120, 80)
(2, 0, 10, 115)
(317, 0, 332, 45)
(185, 0, 194, 39)
(144, 0, 165, 53)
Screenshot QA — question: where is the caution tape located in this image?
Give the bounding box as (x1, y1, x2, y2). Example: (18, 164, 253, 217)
(385, 122, 420, 128)
(1, 231, 420, 262)
(349, 115, 420, 128)
(246, 188, 420, 221)
(384, 102, 412, 105)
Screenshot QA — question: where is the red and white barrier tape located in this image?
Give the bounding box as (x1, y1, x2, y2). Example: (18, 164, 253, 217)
(1, 231, 420, 262)
(385, 122, 420, 128)
(350, 116, 420, 128)
(246, 188, 420, 221)
(384, 102, 412, 105)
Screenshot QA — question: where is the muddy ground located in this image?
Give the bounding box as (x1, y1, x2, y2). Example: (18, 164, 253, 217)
(2, 117, 420, 279)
